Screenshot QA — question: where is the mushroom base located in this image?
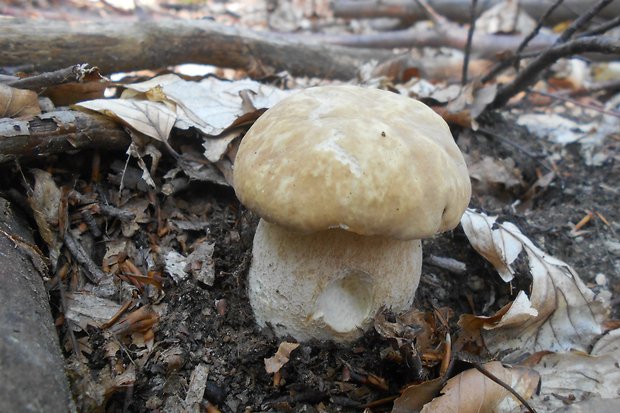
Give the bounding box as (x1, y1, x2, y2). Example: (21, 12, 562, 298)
(248, 219, 423, 343)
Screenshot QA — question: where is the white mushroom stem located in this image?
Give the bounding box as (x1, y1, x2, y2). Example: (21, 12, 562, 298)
(248, 219, 423, 343)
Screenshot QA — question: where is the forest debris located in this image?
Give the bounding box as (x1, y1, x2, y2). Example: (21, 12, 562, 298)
(525, 328, 620, 411)
(203, 130, 241, 163)
(264, 342, 299, 374)
(122, 74, 290, 136)
(185, 364, 210, 413)
(419, 361, 540, 413)
(28, 169, 63, 266)
(76, 99, 176, 143)
(0, 110, 130, 164)
(331, 0, 620, 25)
(108, 305, 159, 337)
(460, 209, 609, 357)
(164, 251, 188, 284)
(392, 377, 444, 413)
(0, 19, 393, 79)
(475, 0, 536, 35)
(468, 156, 524, 199)
(186, 241, 216, 286)
(0, 84, 41, 118)
(64, 292, 123, 330)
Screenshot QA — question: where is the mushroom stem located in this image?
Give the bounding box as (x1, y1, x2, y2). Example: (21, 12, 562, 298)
(248, 219, 423, 342)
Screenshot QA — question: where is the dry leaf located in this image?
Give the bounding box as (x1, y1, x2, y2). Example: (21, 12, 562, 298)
(525, 329, 620, 411)
(420, 361, 540, 413)
(203, 130, 241, 163)
(122, 74, 290, 136)
(0, 84, 41, 118)
(264, 342, 299, 374)
(392, 377, 444, 413)
(469, 156, 524, 198)
(76, 99, 176, 143)
(65, 292, 123, 330)
(476, 0, 536, 34)
(186, 241, 215, 286)
(28, 169, 63, 266)
(460, 209, 609, 356)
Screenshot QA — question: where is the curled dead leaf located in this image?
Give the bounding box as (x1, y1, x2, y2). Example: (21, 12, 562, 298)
(420, 361, 539, 413)
(0, 84, 41, 118)
(460, 209, 609, 356)
(264, 342, 299, 374)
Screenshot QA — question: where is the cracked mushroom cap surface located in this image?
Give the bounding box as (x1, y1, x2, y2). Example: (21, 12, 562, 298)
(233, 85, 471, 239)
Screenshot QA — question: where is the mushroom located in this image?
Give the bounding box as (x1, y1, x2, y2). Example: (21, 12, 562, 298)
(233, 85, 471, 343)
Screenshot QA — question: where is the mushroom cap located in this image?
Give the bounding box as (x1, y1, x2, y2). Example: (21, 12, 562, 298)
(233, 85, 471, 240)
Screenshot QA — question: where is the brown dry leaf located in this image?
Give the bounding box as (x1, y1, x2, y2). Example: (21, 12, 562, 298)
(446, 81, 497, 128)
(76, 99, 176, 143)
(420, 361, 540, 413)
(64, 292, 123, 330)
(122, 73, 290, 136)
(469, 156, 524, 199)
(525, 328, 620, 412)
(0, 83, 41, 118)
(264, 342, 300, 374)
(460, 209, 609, 356)
(28, 169, 63, 266)
(45, 80, 108, 106)
(203, 130, 241, 163)
(392, 377, 444, 413)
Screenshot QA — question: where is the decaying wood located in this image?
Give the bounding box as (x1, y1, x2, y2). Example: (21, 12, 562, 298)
(0, 19, 393, 79)
(0, 110, 130, 164)
(314, 24, 558, 58)
(332, 0, 620, 25)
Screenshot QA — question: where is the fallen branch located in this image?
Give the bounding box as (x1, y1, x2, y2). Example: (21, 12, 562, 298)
(0, 110, 130, 164)
(312, 24, 559, 58)
(5, 64, 100, 90)
(0, 19, 393, 80)
(491, 36, 620, 109)
(331, 0, 620, 25)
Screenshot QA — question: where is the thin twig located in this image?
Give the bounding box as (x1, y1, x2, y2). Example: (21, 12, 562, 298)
(7, 64, 96, 90)
(472, 363, 538, 413)
(516, 0, 565, 58)
(579, 15, 620, 37)
(482, 0, 564, 83)
(462, 0, 479, 86)
(555, 0, 613, 44)
(491, 35, 620, 109)
(63, 231, 105, 284)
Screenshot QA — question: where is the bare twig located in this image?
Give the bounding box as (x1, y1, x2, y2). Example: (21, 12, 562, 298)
(579, 15, 620, 37)
(491, 35, 620, 109)
(472, 363, 538, 413)
(462, 0, 479, 85)
(516, 0, 565, 58)
(6, 64, 98, 90)
(63, 231, 105, 284)
(481, 0, 565, 83)
(555, 0, 613, 44)
(482, 0, 615, 85)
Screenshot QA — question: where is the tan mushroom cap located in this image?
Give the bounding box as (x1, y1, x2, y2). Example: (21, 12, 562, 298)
(233, 85, 471, 240)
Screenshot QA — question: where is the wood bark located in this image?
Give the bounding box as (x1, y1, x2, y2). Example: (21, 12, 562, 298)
(0, 110, 130, 164)
(0, 197, 76, 413)
(0, 19, 393, 79)
(332, 0, 620, 25)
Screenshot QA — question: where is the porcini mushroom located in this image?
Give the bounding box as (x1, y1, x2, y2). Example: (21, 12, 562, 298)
(233, 85, 471, 343)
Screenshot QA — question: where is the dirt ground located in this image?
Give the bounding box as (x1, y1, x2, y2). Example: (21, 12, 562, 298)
(1, 1, 619, 412)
